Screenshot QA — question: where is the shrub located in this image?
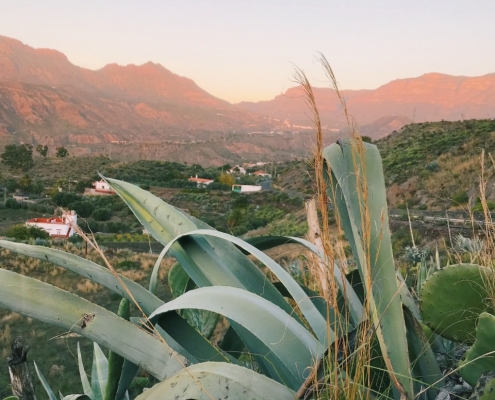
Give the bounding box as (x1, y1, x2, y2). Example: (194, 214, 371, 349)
(91, 207, 112, 221)
(6, 224, 50, 240)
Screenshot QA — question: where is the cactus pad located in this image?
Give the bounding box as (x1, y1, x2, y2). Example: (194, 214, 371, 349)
(419, 264, 494, 343)
(459, 312, 495, 386)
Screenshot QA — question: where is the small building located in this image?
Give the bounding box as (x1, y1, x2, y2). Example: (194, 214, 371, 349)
(84, 180, 115, 196)
(26, 210, 78, 238)
(188, 175, 214, 188)
(252, 170, 271, 178)
(227, 166, 246, 175)
(232, 184, 262, 193)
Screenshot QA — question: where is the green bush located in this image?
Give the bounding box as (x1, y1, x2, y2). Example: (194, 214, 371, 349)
(6, 224, 50, 240)
(5, 198, 22, 209)
(91, 207, 112, 221)
(452, 191, 469, 205)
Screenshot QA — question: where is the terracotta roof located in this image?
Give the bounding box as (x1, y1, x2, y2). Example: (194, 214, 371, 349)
(27, 217, 65, 224)
(188, 177, 214, 183)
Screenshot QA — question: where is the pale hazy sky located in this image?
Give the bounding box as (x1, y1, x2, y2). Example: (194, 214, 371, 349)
(1, 1, 494, 102)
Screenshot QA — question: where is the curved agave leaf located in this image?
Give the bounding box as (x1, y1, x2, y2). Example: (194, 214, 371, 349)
(34, 361, 58, 400)
(324, 139, 413, 398)
(150, 229, 329, 344)
(91, 343, 108, 400)
(149, 286, 325, 390)
(136, 362, 295, 400)
(243, 235, 364, 325)
(0, 240, 230, 365)
(104, 177, 295, 316)
(77, 343, 94, 399)
(168, 263, 218, 338)
(0, 269, 186, 381)
(0, 240, 162, 315)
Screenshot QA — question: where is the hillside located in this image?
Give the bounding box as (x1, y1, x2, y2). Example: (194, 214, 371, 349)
(273, 118, 495, 210)
(238, 73, 495, 139)
(2, 35, 495, 163)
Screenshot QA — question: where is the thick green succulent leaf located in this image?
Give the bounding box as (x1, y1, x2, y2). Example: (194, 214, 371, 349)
(152, 229, 329, 344)
(459, 312, 495, 386)
(403, 308, 442, 400)
(324, 139, 413, 398)
(0, 240, 162, 315)
(114, 360, 138, 400)
(135, 362, 295, 400)
(420, 264, 493, 343)
(77, 343, 94, 399)
(91, 343, 108, 400)
(62, 396, 90, 400)
(0, 269, 186, 381)
(105, 177, 294, 316)
(34, 361, 58, 400)
(149, 286, 324, 390)
(168, 263, 218, 338)
(243, 235, 364, 325)
(105, 299, 129, 400)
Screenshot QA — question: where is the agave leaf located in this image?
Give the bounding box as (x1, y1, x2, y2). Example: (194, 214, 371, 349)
(105, 177, 295, 316)
(114, 360, 138, 400)
(323, 139, 413, 398)
(77, 343, 94, 399)
(0, 240, 162, 315)
(168, 263, 218, 338)
(149, 286, 324, 390)
(0, 241, 232, 367)
(62, 396, 90, 400)
(151, 229, 329, 344)
(0, 269, 186, 381)
(34, 361, 58, 400)
(243, 235, 364, 325)
(403, 308, 442, 400)
(135, 362, 295, 400)
(91, 343, 108, 400)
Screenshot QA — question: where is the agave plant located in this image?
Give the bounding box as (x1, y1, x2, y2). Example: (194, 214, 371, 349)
(0, 138, 443, 400)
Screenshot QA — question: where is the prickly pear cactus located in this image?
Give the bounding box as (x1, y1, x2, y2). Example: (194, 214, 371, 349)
(419, 264, 494, 343)
(459, 312, 495, 386)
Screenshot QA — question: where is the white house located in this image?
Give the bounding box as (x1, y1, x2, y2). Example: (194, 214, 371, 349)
(232, 184, 262, 193)
(188, 175, 214, 188)
(26, 210, 78, 238)
(84, 180, 115, 196)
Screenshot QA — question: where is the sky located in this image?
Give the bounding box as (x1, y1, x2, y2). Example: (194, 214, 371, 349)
(1, 1, 494, 103)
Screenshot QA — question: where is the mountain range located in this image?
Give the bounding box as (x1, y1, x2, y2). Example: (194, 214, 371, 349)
(1, 34, 494, 164)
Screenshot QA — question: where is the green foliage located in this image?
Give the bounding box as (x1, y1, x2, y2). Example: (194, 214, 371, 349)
(217, 172, 235, 186)
(452, 190, 469, 204)
(0, 139, 445, 400)
(5, 198, 23, 209)
(1, 144, 34, 171)
(91, 207, 112, 222)
(6, 224, 50, 240)
(56, 146, 69, 158)
(35, 144, 48, 157)
(377, 119, 495, 184)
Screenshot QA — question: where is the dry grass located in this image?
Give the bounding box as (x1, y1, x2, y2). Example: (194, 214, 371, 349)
(293, 55, 379, 400)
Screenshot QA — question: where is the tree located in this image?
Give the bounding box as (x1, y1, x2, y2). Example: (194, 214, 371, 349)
(35, 144, 48, 157)
(1, 144, 34, 171)
(217, 173, 235, 187)
(32, 180, 45, 196)
(56, 146, 69, 157)
(18, 175, 32, 193)
(6, 224, 49, 240)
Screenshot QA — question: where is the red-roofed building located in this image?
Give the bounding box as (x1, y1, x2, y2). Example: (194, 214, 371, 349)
(188, 175, 214, 188)
(26, 210, 78, 238)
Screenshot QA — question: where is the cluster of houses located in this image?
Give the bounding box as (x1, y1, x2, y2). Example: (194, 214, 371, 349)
(25, 179, 112, 239)
(24, 166, 271, 239)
